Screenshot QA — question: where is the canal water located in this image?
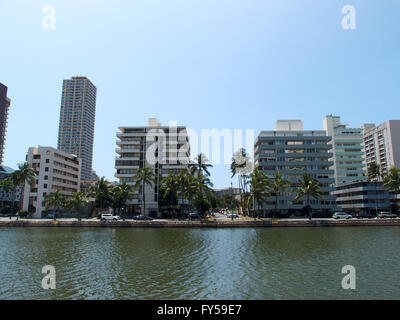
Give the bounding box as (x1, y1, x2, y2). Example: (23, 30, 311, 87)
(0, 227, 399, 299)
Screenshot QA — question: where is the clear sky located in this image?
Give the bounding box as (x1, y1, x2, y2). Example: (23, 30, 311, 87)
(1, 0, 399, 188)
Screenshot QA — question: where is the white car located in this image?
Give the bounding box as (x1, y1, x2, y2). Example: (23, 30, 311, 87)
(101, 213, 120, 221)
(332, 212, 352, 219)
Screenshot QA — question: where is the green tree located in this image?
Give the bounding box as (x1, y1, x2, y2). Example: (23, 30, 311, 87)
(231, 148, 252, 216)
(219, 193, 240, 211)
(67, 191, 86, 221)
(188, 173, 213, 217)
(10, 162, 36, 215)
(111, 183, 135, 219)
(189, 153, 213, 177)
(134, 166, 156, 217)
(294, 174, 323, 220)
(89, 177, 112, 216)
(45, 190, 67, 220)
(184, 174, 198, 206)
(160, 173, 179, 218)
(383, 167, 400, 214)
(176, 169, 191, 218)
(368, 162, 383, 182)
(249, 168, 270, 218)
(270, 171, 290, 218)
(383, 167, 400, 193)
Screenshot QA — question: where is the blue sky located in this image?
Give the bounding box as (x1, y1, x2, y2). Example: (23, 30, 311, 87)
(1, 0, 399, 188)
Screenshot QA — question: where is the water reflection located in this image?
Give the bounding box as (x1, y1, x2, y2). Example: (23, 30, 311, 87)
(0, 227, 399, 299)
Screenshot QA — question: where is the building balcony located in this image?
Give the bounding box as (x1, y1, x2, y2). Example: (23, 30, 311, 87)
(115, 165, 140, 170)
(115, 156, 141, 161)
(335, 151, 364, 156)
(115, 148, 141, 154)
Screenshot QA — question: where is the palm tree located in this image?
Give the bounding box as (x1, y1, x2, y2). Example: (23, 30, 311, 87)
(231, 148, 253, 216)
(368, 162, 382, 182)
(134, 167, 156, 216)
(383, 167, 400, 213)
(45, 190, 67, 220)
(67, 191, 86, 221)
(189, 153, 213, 177)
(10, 162, 36, 215)
(191, 173, 213, 217)
(249, 168, 270, 218)
(111, 183, 135, 219)
(160, 173, 179, 218)
(294, 174, 323, 220)
(270, 171, 290, 218)
(383, 167, 400, 193)
(176, 169, 190, 218)
(89, 177, 112, 216)
(184, 173, 198, 205)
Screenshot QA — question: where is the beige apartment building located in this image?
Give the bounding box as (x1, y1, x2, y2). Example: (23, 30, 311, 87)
(361, 120, 400, 177)
(22, 146, 81, 218)
(57, 76, 97, 181)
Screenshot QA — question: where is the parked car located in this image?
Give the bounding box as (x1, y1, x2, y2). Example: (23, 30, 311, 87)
(332, 212, 353, 219)
(345, 211, 357, 218)
(377, 212, 398, 219)
(132, 215, 153, 221)
(227, 213, 239, 219)
(355, 212, 376, 219)
(101, 213, 120, 221)
(188, 212, 200, 220)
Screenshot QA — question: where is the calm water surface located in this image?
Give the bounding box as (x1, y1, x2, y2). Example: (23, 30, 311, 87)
(0, 227, 399, 299)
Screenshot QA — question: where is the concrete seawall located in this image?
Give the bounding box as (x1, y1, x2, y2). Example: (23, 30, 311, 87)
(1, 219, 400, 228)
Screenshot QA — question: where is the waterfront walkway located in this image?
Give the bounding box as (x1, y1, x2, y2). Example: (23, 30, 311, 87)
(1, 217, 400, 228)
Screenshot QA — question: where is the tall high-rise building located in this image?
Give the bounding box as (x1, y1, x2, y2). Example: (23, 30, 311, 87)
(323, 115, 366, 186)
(361, 120, 400, 176)
(115, 118, 190, 217)
(254, 120, 338, 216)
(0, 83, 11, 164)
(57, 77, 97, 181)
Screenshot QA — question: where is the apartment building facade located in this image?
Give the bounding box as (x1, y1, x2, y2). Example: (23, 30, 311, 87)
(115, 118, 190, 217)
(57, 76, 97, 181)
(254, 120, 338, 216)
(323, 115, 366, 186)
(334, 181, 394, 214)
(22, 146, 81, 218)
(361, 121, 400, 177)
(0, 83, 10, 164)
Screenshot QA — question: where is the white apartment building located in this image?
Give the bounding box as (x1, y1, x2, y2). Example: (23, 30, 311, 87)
(361, 120, 400, 176)
(323, 115, 366, 186)
(254, 120, 338, 216)
(115, 118, 190, 217)
(22, 146, 81, 218)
